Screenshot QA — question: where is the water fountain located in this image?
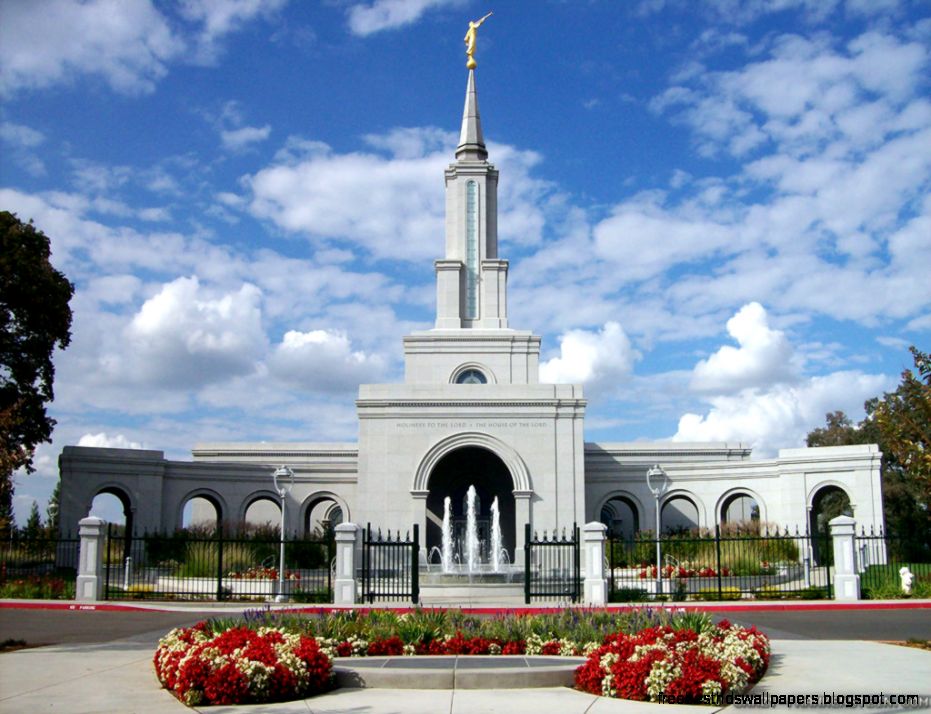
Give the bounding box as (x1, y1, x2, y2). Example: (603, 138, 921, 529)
(490, 496, 501, 572)
(465, 485, 480, 572)
(442, 497, 453, 574)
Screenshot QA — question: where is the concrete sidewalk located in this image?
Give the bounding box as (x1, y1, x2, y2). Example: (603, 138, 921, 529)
(1, 633, 929, 714)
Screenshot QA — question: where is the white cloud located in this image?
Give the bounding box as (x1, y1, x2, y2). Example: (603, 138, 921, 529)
(540, 322, 640, 392)
(347, 0, 455, 36)
(180, 0, 287, 61)
(673, 371, 890, 455)
(246, 128, 550, 262)
(0, 0, 182, 95)
(123, 276, 267, 388)
(673, 303, 890, 454)
(77, 432, 144, 449)
(221, 124, 271, 151)
(0, 121, 45, 148)
(691, 302, 798, 394)
(269, 329, 386, 393)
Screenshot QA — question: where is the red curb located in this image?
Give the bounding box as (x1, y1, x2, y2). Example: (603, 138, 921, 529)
(2, 600, 929, 613)
(0, 601, 168, 612)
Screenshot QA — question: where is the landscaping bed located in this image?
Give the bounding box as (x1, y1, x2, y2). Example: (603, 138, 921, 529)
(154, 608, 770, 706)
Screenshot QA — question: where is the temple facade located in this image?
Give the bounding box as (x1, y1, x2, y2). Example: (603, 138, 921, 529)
(58, 69, 884, 556)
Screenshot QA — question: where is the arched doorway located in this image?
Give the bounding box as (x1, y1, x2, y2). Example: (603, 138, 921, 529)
(809, 485, 852, 564)
(304, 495, 346, 536)
(425, 446, 515, 564)
(89, 486, 133, 562)
(600, 495, 639, 541)
(180, 493, 223, 533)
(661, 495, 699, 533)
(243, 496, 281, 534)
(720, 492, 760, 532)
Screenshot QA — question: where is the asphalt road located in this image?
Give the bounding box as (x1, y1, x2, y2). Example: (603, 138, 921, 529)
(1, 606, 928, 648)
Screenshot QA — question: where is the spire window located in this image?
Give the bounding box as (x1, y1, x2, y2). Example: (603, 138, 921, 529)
(465, 180, 479, 319)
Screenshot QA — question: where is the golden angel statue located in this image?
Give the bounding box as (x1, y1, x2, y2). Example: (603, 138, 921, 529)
(464, 12, 492, 69)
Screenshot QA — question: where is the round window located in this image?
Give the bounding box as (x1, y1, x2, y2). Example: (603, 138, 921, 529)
(455, 368, 487, 384)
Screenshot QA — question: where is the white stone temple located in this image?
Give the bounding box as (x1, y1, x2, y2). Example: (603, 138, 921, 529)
(59, 68, 884, 559)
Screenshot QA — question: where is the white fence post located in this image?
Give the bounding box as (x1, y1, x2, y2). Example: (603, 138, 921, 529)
(830, 515, 861, 601)
(583, 521, 608, 606)
(76, 517, 106, 601)
(334, 523, 360, 605)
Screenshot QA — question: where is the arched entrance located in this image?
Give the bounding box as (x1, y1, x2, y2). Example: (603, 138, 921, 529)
(661, 494, 699, 533)
(809, 484, 853, 564)
(425, 446, 515, 564)
(89, 486, 133, 562)
(600, 495, 639, 541)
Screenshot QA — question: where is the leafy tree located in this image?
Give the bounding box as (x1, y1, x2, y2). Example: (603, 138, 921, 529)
(0, 212, 74, 537)
(806, 346, 931, 555)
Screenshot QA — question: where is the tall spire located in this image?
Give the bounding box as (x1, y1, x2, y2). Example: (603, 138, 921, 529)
(456, 69, 487, 161)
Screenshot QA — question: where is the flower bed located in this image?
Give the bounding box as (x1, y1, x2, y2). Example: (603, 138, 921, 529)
(154, 609, 770, 706)
(575, 619, 769, 703)
(154, 622, 332, 706)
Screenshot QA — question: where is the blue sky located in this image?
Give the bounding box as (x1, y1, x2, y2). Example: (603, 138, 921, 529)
(2, 0, 929, 525)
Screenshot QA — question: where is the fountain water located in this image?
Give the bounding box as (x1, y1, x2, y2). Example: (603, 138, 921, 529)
(442, 497, 453, 574)
(465, 486, 479, 573)
(490, 497, 501, 573)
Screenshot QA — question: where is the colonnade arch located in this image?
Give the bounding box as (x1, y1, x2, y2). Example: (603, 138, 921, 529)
(660, 490, 703, 533)
(597, 492, 642, 540)
(717, 488, 765, 530)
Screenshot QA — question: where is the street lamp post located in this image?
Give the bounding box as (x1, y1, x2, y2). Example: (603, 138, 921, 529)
(272, 466, 294, 603)
(646, 464, 669, 598)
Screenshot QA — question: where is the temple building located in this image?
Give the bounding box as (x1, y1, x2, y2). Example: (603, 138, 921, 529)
(58, 68, 884, 557)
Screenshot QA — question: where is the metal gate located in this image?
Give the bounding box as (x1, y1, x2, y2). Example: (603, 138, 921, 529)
(523, 523, 580, 604)
(361, 523, 419, 604)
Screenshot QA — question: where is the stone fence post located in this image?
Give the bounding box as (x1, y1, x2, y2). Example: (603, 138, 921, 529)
(829, 515, 860, 601)
(76, 516, 106, 601)
(334, 523, 360, 605)
(583, 521, 608, 606)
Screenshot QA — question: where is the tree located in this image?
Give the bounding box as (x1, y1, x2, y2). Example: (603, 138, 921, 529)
(806, 346, 931, 555)
(46, 478, 61, 535)
(0, 212, 74, 537)
(24, 500, 42, 539)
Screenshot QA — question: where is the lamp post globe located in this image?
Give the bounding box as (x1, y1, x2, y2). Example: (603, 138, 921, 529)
(272, 466, 294, 602)
(645, 464, 669, 597)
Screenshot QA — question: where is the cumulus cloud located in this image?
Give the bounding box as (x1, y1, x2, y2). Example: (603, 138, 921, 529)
(269, 329, 386, 393)
(0, 0, 182, 95)
(246, 127, 550, 262)
(691, 302, 798, 394)
(540, 322, 640, 392)
(673, 303, 890, 454)
(123, 276, 266, 388)
(674, 371, 890, 455)
(77, 432, 144, 449)
(347, 0, 455, 36)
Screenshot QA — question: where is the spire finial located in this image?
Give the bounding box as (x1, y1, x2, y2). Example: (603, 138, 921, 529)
(456, 69, 486, 160)
(464, 12, 492, 70)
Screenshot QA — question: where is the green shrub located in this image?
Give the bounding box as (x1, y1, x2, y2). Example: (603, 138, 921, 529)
(694, 586, 742, 601)
(0, 574, 75, 599)
(609, 587, 649, 602)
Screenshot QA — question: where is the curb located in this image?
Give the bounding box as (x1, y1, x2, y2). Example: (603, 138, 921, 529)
(2, 599, 931, 613)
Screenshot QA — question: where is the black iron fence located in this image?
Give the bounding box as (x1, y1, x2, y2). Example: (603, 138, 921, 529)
(361, 523, 419, 604)
(856, 526, 931, 598)
(524, 523, 580, 604)
(103, 526, 333, 602)
(0, 531, 80, 598)
(607, 525, 831, 601)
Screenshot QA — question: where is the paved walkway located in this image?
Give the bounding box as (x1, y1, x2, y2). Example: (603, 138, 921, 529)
(1, 601, 929, 713)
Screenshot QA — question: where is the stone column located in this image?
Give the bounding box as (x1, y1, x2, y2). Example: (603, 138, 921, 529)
(583, 521, 608, 606)
(513, 490, 532, 553)
(829, 515, 860, 601)
(334, 523, 360, 605)
(76, 517, 106, 602)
